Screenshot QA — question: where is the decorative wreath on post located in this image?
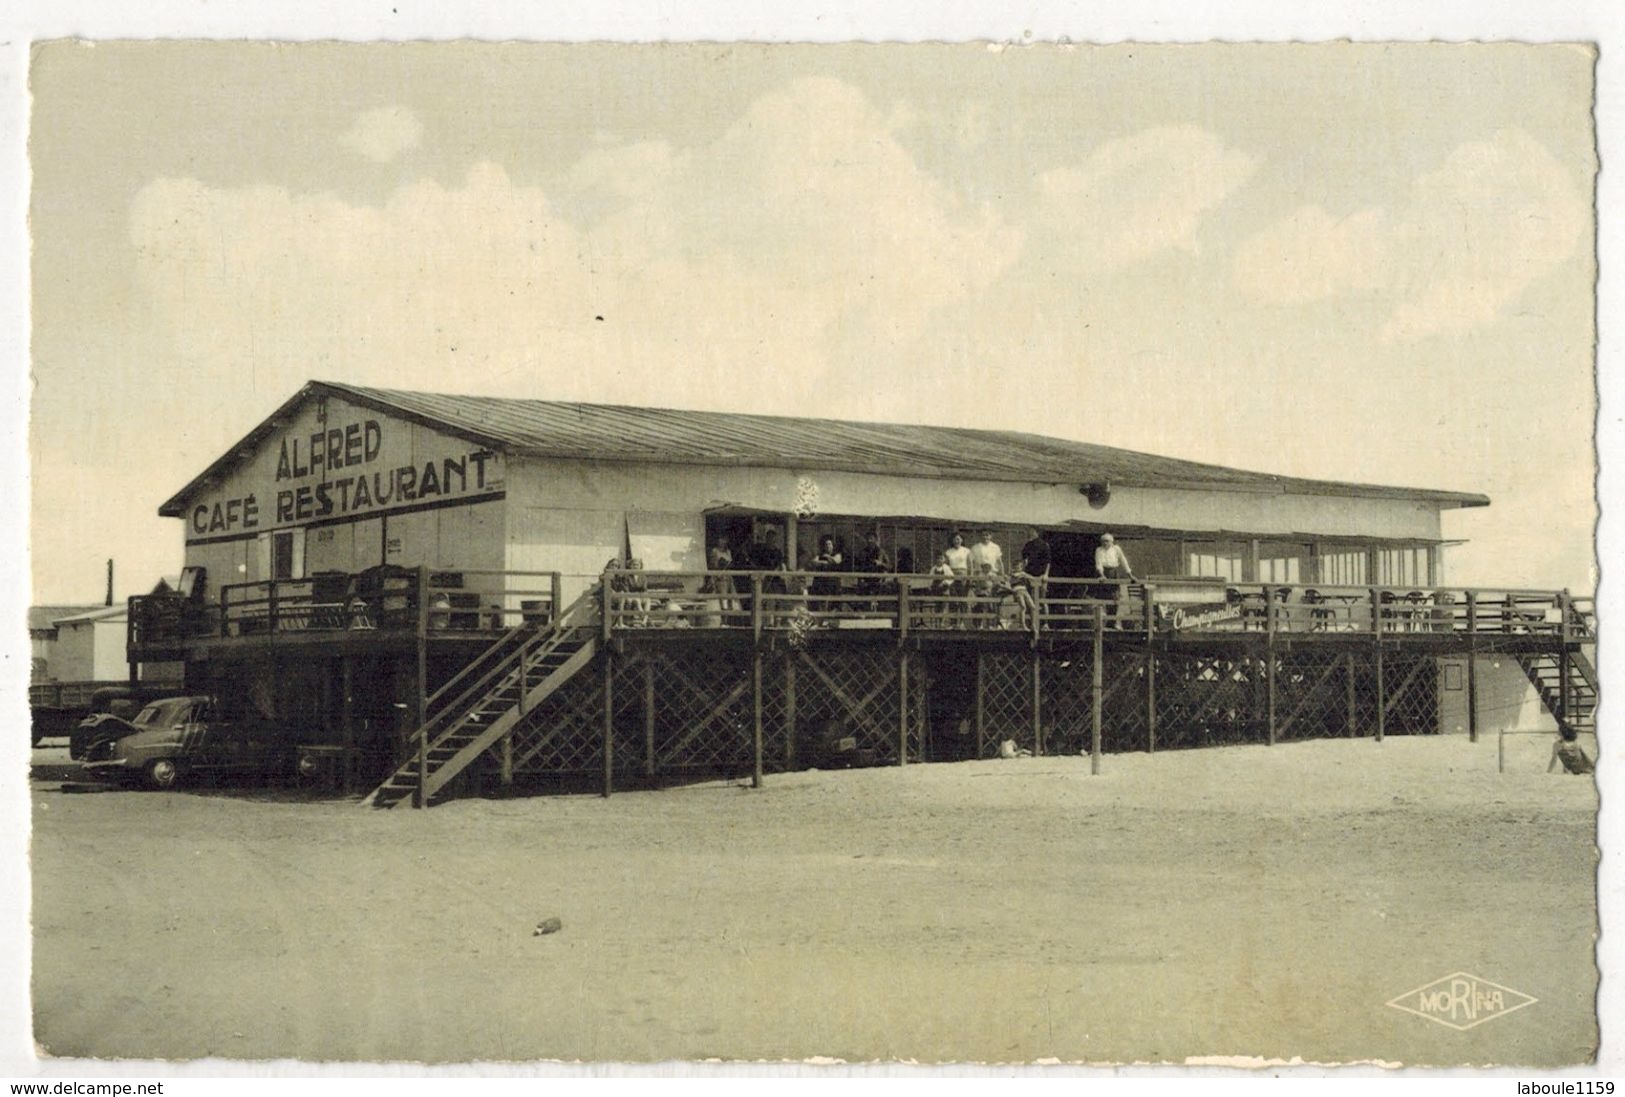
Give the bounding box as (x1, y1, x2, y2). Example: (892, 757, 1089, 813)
(794, 476, 821, 519)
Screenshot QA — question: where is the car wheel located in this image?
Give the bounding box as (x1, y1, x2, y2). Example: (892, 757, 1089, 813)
(145, 759, 180, 790)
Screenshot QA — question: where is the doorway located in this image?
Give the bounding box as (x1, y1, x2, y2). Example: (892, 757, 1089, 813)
(703, 513, 788, 567)
(1046, 531, 1102, 579)
(703, 514, 756, 566)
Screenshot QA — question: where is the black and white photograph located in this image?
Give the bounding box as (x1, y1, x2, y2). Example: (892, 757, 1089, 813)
(7, 11, 1617, 1077)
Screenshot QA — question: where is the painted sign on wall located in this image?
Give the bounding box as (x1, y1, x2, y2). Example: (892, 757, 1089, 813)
(182, 394, 505, 544)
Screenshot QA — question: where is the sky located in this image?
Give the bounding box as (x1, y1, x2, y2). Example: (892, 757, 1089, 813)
(27, 40, 1598, 602)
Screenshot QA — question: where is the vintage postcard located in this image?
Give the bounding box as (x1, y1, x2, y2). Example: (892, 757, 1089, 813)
(17, 36, 1606, 1071)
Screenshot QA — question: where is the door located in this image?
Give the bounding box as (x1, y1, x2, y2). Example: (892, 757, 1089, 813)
(703, 514, 756, 566)
(271, 530, 303, 580)
(178, 698, 215, 767)
(1047, 532, 1101, 578)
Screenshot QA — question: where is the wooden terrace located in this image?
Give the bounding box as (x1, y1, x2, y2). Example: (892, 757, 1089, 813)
(124, 565, 1595, 806)
(595, 568, 1592, 649)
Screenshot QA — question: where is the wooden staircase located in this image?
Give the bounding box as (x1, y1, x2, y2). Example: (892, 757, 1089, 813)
(364, 588, 601, 808)
(1516, 649, 1597, 734)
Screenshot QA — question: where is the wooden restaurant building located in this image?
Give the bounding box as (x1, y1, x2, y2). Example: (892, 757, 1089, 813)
(125, 380, 1595, 806)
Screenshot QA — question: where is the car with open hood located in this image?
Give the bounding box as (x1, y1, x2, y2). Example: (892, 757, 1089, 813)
(79, 695, 299, 790)
(68, 685, 189, 760)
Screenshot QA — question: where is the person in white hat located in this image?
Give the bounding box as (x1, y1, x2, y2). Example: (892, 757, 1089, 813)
(1094, 533, 1136, 582)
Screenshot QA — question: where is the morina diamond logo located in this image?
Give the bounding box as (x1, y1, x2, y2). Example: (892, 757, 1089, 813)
(1386, 972, 1538, 1030)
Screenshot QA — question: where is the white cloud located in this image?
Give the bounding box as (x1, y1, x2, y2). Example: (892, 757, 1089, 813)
(1037, 126, 1257, 269)
(1230, 206, 1387, 305)
(128, 78, 1021, 414)
(1232, 129, 1588, 342)
(339, 106, 424, 163)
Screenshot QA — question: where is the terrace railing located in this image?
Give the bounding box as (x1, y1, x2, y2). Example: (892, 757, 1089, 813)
(126, 565, 1594, 649)
(127, 567, 564, 646)
(599, 568, 1594, 643)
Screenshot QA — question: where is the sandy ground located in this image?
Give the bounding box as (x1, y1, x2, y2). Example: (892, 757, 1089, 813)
(28, 734, 1598, 1066)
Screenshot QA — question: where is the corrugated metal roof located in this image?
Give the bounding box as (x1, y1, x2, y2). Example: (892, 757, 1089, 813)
(159, 380, 1491, 514)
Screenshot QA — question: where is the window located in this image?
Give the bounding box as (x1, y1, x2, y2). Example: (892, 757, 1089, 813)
(1377, 547, 1428, 587)
(1318, 549, 1368, 586)
(1257, 542, 1311, 584)
(1187, 543, 1245, 581)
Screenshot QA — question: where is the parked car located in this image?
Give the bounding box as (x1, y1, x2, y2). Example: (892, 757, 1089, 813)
(69, 685, 189, 760)
(79, 695, 299, 790)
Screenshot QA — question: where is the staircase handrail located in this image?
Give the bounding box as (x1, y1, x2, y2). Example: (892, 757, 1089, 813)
(1566, 595, 1596, 640)
(406, 585, 600, 752)
(424, 627, 531, 716)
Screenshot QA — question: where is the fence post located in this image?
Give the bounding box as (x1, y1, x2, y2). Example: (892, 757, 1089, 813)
(1145, 648, 1157, 754)
(1031, 653, 1042, 757)
(551, 572, 563, 625)
(975, 652, 986, 758)
(518, 635, 532, 720)
(1559, 640, 1572, 725)
(785, 653, 797, 769)
(644, 658, 656, 778)
(1266, 650, 1277, 747)
(1265, 588, 1277, 746)
(1091, 605, 1104, 775)
(1558, 589, 1573, 726)
(602, 654, 614, 798)
(1370, 586, 1382, 635)
(898, 579, 910, 642)
(1346, 652, 1357, 737)
(1143, 584, 1155, 640)
(414, 568, 429, 809)
(1375, 646, 1386, 743)
(414, 705, 428, 809)
(1466, 590, 1479, 744)
(752, 574, 764, 644)
(1467, 651, 1479, 743)
(508, 632, 531, 789)
(341, 657, 356, 794)
(268, 580, 280, 634)
(752, 650, 764, 788)
(601, 574, 613, 645)
(898, 650, 910, 766)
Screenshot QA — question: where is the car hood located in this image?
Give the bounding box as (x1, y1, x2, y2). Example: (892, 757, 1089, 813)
(77, 715, 143, 741)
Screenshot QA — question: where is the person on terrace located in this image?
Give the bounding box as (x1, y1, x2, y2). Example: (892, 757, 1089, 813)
(969, 530, 1005, 628)
(1012, 528, 1051, 639)
(809, 534, 842, 615)
(1094, 533, 1136, 582)
(944, 531, 973, 627)
(853, 530, 890, 614)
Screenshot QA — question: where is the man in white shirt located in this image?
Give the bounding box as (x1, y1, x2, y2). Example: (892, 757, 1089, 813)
(969, 529, 1004, 577)
(968, 530, 1005, 629)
